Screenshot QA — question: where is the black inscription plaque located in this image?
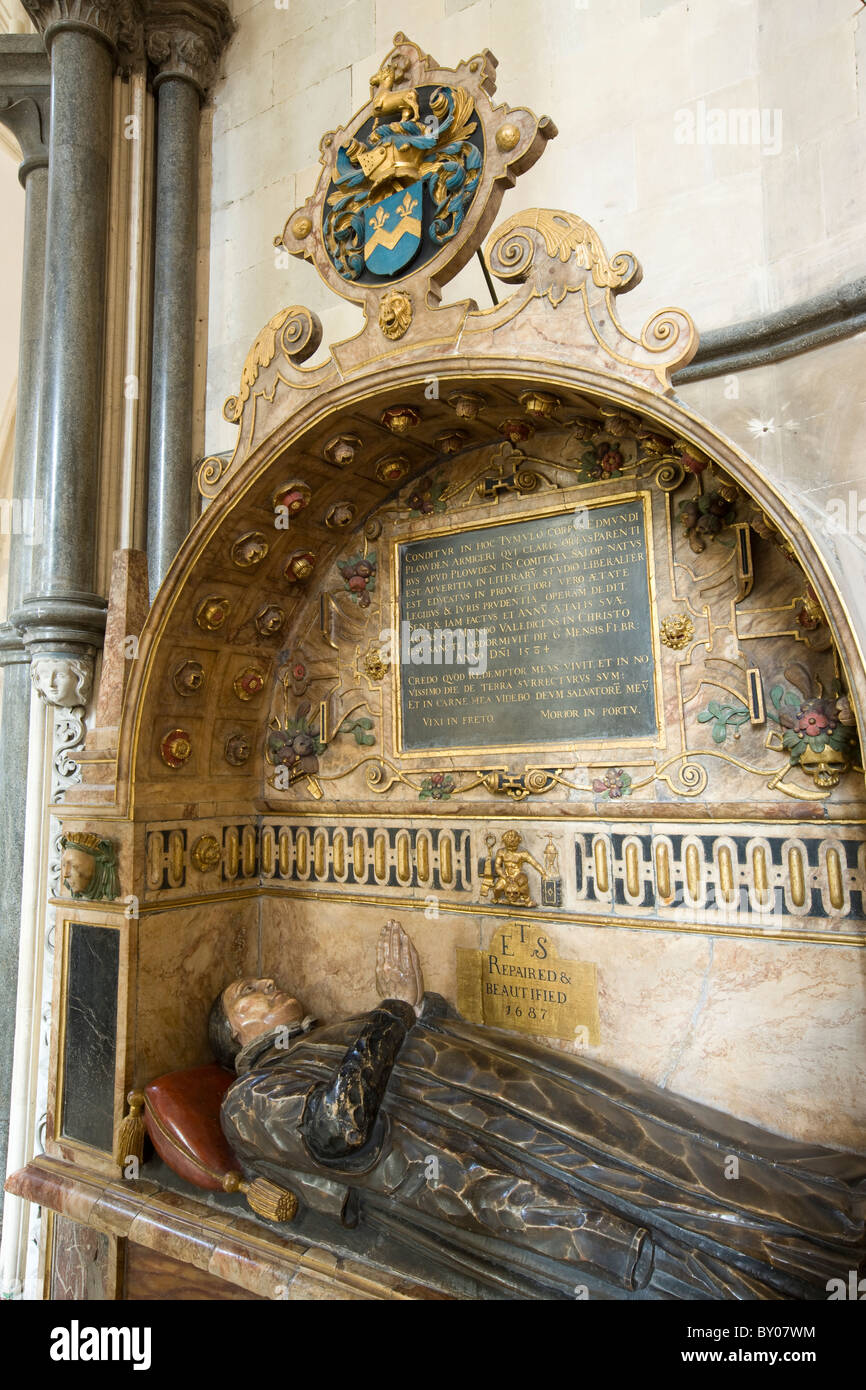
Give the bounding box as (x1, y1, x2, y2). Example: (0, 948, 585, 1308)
(397, 500, 658, 751)
(61, 922, 119, 1151)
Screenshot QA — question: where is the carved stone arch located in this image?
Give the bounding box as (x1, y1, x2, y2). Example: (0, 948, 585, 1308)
(121, 357, 866, 814)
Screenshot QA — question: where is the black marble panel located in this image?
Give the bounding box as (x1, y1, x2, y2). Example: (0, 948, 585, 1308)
(61, 922, 119, 1151)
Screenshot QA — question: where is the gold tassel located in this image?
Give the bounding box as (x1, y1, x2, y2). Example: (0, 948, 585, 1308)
(245, 1177, 299, 1223)
(223, 1170, 298, 1223)
(115, 1090, 146, 1168)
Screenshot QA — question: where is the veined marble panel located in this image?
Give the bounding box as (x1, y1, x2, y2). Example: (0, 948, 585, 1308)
(259, 898, 866, 1151)
(49, 1215, 111, 1301)
(134, 900, 259, 1085)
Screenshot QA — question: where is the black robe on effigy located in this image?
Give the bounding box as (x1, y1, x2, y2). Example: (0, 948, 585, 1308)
(220, 993, 866, 1300)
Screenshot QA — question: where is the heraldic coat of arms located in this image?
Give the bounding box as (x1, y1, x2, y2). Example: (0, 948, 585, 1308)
(278, 33, 556, 336)
(323, 54, 484, 283)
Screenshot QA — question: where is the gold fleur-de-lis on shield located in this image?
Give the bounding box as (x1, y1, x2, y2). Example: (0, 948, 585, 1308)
(397, 192, 418, 220)
(369, 206, 388, 231)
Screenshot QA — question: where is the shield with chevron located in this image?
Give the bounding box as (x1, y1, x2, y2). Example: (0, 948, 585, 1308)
(363, 182, 423, 276)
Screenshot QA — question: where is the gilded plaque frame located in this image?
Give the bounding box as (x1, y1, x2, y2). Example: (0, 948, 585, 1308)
(387, 488, 666, 763)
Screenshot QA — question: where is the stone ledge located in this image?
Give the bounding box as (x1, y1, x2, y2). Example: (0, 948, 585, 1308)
(674, 279, 866, 383)
(6, 1156, 443, 1301)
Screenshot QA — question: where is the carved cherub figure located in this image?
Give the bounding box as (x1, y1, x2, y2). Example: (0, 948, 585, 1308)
(492, 829, 546, 906)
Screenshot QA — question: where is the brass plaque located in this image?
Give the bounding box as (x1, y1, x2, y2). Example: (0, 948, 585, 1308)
(457, 921, 600, 1045)
(395, 498, 658, 753)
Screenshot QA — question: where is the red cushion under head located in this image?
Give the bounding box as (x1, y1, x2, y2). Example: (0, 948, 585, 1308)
(144, 1064, 237, 1192)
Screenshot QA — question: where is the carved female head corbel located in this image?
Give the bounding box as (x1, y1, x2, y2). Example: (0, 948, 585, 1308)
(30, 655, 92, 708)
(59, 831, 119, 901)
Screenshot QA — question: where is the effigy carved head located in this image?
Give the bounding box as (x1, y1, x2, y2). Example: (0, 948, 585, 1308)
(60, 832, 119, 901)
(209, 978, 306, 1068)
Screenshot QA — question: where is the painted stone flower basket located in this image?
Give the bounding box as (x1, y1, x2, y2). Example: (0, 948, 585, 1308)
(576, 443, 625, 482)
(768, 678, 859, 790)
(407, 474, 447, 517)
(419, 771, 455, 800)
(338, 553, 377, 607)
(266, 701, 325, 780)
(677, 490, 736, 553)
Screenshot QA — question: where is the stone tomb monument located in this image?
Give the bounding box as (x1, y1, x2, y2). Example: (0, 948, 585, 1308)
(8, 36, 865, 1301)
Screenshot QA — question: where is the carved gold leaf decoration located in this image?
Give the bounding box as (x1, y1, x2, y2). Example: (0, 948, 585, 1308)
(191, 835, 222, 872)
(445, 85, 477, 145)
(485, 208, 637, 305)
(533, 210, 627, 287)
(223, 306, 323, 423)
(363, 646, 388, 682)
(224, 307, 291, 423)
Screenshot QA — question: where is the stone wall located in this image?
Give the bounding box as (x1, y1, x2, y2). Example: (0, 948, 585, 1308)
(0, 147, 24, 420)
(205, 0, 866, 451)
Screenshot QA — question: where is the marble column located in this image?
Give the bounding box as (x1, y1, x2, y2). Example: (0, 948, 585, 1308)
(146, 67, 201, 593)
(145, 3, 233, 595)
(0, 36, 49, 1238)
(0, 39, 49, 627)
(14, 0, 130, 659)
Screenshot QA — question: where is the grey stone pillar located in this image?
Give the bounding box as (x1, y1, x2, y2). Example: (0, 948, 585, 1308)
(0, 39, 49, 628)
(0, 38, 49, 1233)
(14, 0, 129, 658)
(146, 70, 201, 592)
(145, 2, 233, 595)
